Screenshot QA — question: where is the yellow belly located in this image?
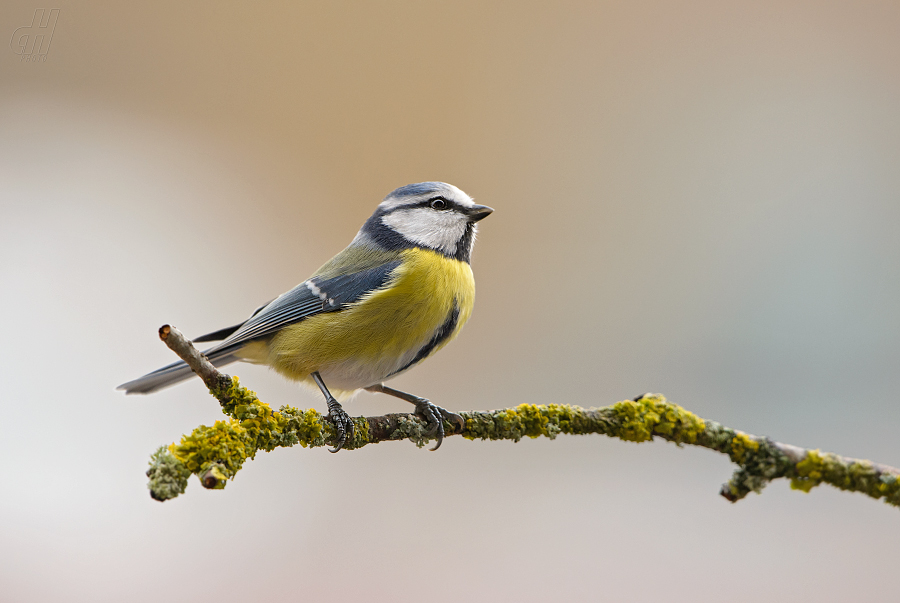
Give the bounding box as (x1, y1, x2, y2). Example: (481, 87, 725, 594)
(237, 248, 475, 398)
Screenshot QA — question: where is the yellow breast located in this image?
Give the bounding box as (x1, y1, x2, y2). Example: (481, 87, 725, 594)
(240, 248, 475, 395)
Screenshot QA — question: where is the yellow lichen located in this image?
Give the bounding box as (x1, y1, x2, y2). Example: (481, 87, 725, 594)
(165, 376, 335, 489)
(462, 404, 583, 442)
(610, 395, 706, 444)
(149, 385, 900, 509)
(169, 418, 253, 480)
(729, 432, 760, 464)
(791, 449, 825, 492)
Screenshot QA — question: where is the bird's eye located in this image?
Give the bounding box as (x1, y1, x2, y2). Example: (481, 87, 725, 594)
(430, 198, 447, 210)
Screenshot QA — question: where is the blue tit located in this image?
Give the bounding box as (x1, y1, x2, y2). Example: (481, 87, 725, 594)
(118, 182, 493, 452)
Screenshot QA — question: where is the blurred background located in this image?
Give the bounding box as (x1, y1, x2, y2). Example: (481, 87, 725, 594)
(2, 1, 899, 601)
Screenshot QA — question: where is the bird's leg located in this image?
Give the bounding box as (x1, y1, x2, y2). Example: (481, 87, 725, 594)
(364, 383, 463, 451)
(312, 371, 354, 453)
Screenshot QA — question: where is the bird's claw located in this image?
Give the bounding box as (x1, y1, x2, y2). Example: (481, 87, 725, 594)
(326, 398, 355, 453)
(413, 399, 463, 451)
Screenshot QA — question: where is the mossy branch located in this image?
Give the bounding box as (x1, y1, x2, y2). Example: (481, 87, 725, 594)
(146, 325, 900, 508)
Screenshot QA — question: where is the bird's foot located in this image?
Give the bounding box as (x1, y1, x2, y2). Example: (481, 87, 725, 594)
(326, 397, 355, 453)
(412, 398, 464, 451)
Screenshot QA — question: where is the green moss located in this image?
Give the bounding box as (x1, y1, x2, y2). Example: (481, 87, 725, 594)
(610, 395, 706, 445)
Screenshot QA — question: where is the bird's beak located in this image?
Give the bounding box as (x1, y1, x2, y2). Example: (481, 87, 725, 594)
(467, 204, 494, 222)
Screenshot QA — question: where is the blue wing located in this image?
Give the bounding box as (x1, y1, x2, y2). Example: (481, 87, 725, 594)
(215, 259, 401, 347)
(117, 259, 401, 394)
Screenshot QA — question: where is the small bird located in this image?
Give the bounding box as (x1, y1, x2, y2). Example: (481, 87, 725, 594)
(118, 182, 492, 452)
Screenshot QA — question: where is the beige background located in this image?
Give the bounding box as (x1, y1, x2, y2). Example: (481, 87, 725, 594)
(3, 1, 900, 601)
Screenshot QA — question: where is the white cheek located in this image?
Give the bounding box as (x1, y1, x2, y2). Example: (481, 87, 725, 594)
(382, 208, 468, 254)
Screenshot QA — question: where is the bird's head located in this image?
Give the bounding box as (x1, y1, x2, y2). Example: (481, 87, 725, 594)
(356, 182, 493, 263)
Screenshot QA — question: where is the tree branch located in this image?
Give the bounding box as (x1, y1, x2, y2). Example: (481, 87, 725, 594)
(146, 325, 900, 508)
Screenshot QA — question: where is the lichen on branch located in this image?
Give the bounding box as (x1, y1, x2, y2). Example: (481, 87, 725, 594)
(145, 325, 900, 508)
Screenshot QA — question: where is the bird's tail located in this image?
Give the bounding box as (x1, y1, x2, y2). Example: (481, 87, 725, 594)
(116, 346, 241, 394)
